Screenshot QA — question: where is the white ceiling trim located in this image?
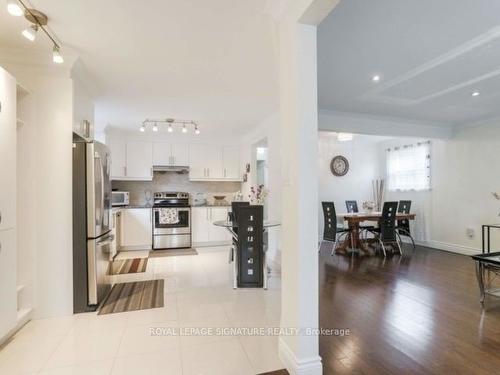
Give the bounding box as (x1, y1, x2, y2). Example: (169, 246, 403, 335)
(360, 26, 500, 106)
(318, 109, 453, 139)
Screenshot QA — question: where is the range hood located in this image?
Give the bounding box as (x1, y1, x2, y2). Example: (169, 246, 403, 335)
(153, 165, 189, 173)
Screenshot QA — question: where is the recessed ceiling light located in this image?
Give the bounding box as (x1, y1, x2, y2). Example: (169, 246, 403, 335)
(372, 75, 381, 82)
(7, 0, 23, 16)
(472, 91, 480, 97)
(338, 133, 353, 142)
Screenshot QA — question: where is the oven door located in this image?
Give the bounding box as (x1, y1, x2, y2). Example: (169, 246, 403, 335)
(153, 207, 191, 235)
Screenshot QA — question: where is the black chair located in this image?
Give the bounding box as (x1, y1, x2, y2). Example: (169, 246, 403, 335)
(367, 202, 401, 256)
(235, 205, 264, 288)
(321, 202, 349, 255)
(228, 202, 250, 270)
(346, 200, 375, 234)
(396, 200, 416, 250)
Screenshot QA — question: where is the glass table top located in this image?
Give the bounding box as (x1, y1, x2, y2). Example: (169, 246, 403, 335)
(212, 220, 281, 228)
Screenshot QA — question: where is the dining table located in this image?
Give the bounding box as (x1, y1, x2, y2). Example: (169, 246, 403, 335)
(335, 211, 416, 255)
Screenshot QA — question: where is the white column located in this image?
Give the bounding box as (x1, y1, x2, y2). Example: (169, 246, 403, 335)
(278, 19, 322, 375)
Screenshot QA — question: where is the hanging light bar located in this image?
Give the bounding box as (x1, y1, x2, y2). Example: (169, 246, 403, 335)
(139, 118, 201, 134)
(6, 0, 64, 64)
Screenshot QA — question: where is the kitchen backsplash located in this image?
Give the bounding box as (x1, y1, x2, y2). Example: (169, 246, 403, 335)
(112, 172, 241, 206)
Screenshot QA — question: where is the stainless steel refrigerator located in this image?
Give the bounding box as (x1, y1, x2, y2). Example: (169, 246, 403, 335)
(72, 133, 113, 313)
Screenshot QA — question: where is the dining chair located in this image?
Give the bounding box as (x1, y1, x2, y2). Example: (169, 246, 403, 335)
(396, 200, 416, 250)
(321, 202, 350, 255)
(228, 202, 250, 266)
(345, 200, 359, 213)
(235, 205, 265, 288)
(346, 200, 374, 237)
(367, 201, 401, 257)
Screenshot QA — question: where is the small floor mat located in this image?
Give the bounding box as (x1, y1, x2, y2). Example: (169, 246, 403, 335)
(111, 258, 148, 275)
(98, 280, 164, 315)
(149, 248, 198, 258)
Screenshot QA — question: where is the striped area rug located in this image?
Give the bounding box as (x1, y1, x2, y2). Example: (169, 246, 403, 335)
(111, 258, 148, 275)
(98, 280, 164, 315)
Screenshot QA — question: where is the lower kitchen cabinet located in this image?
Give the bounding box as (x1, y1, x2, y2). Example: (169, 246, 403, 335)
(0, 229, 17, 340)
(192, 206, 231, 246)
(120, 208, 152, 250)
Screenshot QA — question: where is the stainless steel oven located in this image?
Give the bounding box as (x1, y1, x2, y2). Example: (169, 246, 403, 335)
(152, 192, 191, 250)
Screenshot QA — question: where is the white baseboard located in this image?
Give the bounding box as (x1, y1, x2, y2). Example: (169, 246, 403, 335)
(279, 337, 322, 375)
(416, 240, 480, 256)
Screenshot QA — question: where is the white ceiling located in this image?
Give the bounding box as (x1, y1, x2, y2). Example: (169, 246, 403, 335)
(318, 0, 500, 127)
(0, 0, 278, 137)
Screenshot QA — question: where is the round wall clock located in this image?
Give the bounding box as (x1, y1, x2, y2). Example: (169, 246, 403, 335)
(330, 155, 349, 176)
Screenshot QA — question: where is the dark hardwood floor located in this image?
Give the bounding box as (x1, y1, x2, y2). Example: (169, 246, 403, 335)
(319, 243, 500, 375)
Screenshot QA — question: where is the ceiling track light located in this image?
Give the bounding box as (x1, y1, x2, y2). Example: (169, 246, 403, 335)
(22, 24, 38, 41)
(7, 0, 64, 64)
(7, 0, 23, 16)
(140, 118, 200, 134)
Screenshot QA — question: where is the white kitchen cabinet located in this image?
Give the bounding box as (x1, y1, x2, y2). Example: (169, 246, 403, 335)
(0, 67, 17, 231)
(120, 208, 152, 249)
(192, 206, 231, 245)
(222, 146, 240, 180)
(190, 144, 244, 181)
(108, 139, 127, 179)
(153, 142, 189, 166)
(171, 143, 189, 166)
(0, 229, 17, 340)
(191, 207, 210, 243)
(208, 207, 231, 242)
(126, 141, 153, 180)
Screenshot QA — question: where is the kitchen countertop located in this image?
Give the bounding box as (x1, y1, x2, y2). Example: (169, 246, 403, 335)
(192, 204, 232, 208)
(112, 205, 153, 211)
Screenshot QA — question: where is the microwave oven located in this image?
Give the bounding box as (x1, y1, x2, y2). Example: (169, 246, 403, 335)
(112, 191, 130, 207)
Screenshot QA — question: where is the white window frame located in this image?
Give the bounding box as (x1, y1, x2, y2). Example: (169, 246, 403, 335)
(386, 141, 431, 192)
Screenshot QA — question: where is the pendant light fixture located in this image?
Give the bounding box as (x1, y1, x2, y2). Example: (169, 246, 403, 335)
(6, 0, 64, 64)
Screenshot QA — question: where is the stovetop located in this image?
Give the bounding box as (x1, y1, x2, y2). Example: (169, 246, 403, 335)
(153, 191, 190, 207)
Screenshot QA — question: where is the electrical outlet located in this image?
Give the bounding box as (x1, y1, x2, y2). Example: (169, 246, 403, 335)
(466, 228, 475, 239)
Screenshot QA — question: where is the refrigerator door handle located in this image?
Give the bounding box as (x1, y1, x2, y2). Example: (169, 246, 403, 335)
(97, 233, 115, 245)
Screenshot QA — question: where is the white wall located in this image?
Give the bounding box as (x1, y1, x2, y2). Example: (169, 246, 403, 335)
(2, 61, 84, 319)
(378, 123, 500, 254)
(318, 133, 383, 236)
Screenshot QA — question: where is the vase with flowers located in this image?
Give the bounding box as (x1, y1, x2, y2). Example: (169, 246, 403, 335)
(249, 184, 269, 205)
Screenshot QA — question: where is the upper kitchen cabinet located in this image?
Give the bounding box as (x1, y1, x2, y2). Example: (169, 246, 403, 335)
(153, 142, 189, 166)
(0, 67, 17, 231)
(222, 146, 241, 180)
(126, 141, 153, 179)
(189, 144, 241, 181)
(108, 140, 153, 180)
(108, 139, 126, 179)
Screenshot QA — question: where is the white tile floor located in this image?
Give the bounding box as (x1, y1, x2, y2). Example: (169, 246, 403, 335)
(0, 247, 283, 375)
